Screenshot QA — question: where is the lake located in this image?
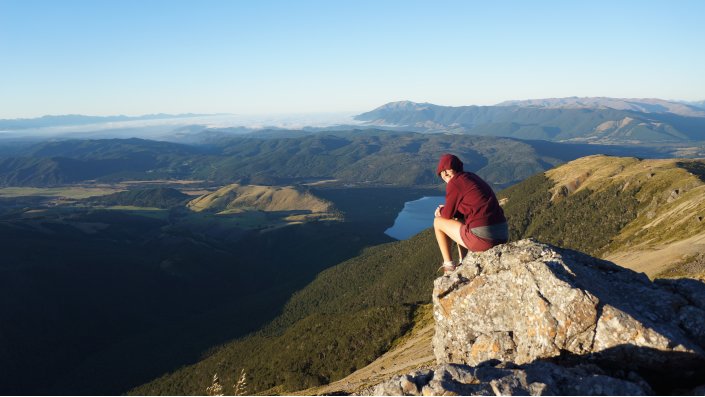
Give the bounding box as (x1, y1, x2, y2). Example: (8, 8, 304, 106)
(385, 196, 445, 240)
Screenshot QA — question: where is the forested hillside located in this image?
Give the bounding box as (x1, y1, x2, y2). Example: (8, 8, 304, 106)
(130, 228, 442, 395)
(83, 187, 191, 208)
(0, 131, 672, 188)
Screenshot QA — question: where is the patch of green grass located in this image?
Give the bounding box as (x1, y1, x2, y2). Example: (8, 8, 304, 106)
(185, 211, 303, 230)
(104, 205, 163, 211)
(605, 168, 705, 251)
(215, 211, 271, 229)
(0, 186, 120, 199)
(102, 206, 169, 219)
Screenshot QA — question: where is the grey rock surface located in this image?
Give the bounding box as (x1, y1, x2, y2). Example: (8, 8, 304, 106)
(362, 362, 652, 396)
(361, 239, 705, 395)
(432, 239, 705, 375)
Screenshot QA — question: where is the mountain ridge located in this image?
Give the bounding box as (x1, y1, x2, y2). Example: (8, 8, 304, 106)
(495, 96, 705, 117)
(499, 155, 705, 278)
(355, 99, 705, 143)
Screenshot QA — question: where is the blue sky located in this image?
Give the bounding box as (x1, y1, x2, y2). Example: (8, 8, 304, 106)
(1, 0, 704, 118)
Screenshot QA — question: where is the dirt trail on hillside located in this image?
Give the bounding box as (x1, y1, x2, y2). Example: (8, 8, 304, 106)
(605, 231, 705, 278)
(297, 322, 435, 395)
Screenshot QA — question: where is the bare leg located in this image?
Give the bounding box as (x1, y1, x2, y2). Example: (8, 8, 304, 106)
(434, 217, 467, 263)
(457, 245, 468, 262)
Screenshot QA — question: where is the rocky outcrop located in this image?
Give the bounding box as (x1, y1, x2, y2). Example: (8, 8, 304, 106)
(367, 239, 705, 395)
(364, 362, 652, 396)
(432, 240, 705, 371)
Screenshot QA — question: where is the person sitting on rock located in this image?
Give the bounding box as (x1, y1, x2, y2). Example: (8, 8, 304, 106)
(434, 153, 508, 274)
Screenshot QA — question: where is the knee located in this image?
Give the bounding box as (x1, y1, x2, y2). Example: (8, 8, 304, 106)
(433, 216, 442, 229)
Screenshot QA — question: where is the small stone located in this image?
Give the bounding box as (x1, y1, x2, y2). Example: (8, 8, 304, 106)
(370, 376, 403, 396)
(365, 360, 652, 396)
(528, 382, 548, 395)
(489, 380, 502, 396)
(400, 375, 419, 395)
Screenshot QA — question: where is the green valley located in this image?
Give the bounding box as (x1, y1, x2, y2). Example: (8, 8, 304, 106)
(3, 0, 704, 391)
(1, 130, 703, 395)
(0, 180, 438, 395)
(130, 155, 705, 395)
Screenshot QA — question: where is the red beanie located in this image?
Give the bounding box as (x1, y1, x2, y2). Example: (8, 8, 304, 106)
(436, 154, 463, 175)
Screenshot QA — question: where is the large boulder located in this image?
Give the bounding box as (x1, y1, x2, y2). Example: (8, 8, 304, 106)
(364, 239, 705, 395)
(431, 239, 705, 391)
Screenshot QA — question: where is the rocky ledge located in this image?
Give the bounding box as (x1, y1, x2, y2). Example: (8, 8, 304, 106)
(366, 239, 705, 395)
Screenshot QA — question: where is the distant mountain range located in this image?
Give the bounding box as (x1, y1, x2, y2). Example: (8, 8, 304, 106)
(355, 98, 705, 143)
(496, 97, 705, 117)
(3, 97, 705, 144)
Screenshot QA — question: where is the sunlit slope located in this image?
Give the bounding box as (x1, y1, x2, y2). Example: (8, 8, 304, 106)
(186, 183, 340, 221)
(499, 155, 705, 277)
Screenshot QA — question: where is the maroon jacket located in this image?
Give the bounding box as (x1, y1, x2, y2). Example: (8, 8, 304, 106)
(440, 172, 506, 228)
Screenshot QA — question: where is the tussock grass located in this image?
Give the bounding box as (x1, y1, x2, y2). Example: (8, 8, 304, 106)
(655, 253, 705, 281)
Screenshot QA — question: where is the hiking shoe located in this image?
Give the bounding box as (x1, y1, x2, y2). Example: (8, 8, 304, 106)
(437, 260, 457, 275)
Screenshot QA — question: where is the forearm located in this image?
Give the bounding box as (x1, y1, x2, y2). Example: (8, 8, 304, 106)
(440, 200, 456, 219)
